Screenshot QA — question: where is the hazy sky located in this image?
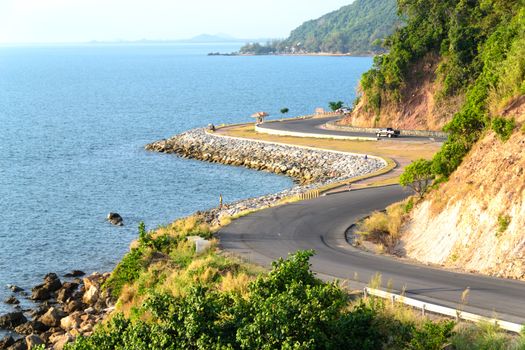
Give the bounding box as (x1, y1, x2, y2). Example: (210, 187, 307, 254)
(0, 0, 354, 43)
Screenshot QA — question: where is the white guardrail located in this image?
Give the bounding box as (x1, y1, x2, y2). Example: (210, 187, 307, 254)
(364, 287, 523, 333)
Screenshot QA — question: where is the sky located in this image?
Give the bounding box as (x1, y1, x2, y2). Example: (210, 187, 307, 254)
(0, 0, 354, 44)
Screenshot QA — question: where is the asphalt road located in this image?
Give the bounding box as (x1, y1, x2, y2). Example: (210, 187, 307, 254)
(259, 117, 447, 142)
(219, 186, 525, 324)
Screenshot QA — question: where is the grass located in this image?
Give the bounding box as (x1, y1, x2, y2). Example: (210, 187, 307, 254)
(106, 214, 265, 318)
(356, 199, 410, 252)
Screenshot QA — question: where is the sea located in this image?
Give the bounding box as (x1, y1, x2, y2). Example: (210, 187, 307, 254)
(0, 43, 372, 322)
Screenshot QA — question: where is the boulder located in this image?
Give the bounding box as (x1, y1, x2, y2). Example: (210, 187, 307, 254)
(0, 311, 27, 329)
(25, 335, 44, 349)
(69, 328, 81, 338)
(60, 313, 81, 331)
(56, 282, 78, 304)
(43, 273, 62, 292)
(15, 320, 49, 335)
(64, 300, 84, 314)
(6, 339, 26, 350)
(106, 212, 123, 226)
(63, 270, 85, 278)
(4, 296, 19, 305)
(82, 286, 98, 305)
(51, 333, 72, 350)
(7, 285, 23, 293)
(28, 306, 48, 319)
(30, 285, 51, 301)
(0, 336, 14, 349)
(38, 307, 65, 328)
(31, 274, 62, 301)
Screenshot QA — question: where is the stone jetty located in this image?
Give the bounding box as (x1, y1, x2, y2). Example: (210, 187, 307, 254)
(146, 128, 385, 184)
(146, 128, 386, 224)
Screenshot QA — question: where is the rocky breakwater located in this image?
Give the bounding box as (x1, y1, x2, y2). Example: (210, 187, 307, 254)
(145, 128, 385, 184)
(146, 128, 386, 225)
(1, 272, 114, 350)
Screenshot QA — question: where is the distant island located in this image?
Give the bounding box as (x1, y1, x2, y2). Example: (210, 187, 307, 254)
(210, 0, 402, 56)
(88, 34, 274, 45)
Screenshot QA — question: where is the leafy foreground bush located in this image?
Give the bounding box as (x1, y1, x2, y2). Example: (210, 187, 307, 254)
(66, 249, 485, 350)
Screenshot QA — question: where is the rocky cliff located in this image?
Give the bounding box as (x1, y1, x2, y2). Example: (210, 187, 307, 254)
(399, 99, 525, 279)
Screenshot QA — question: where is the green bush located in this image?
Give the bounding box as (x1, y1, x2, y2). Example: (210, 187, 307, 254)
(409, 320, 455, 350)
(69, 250, 468, 350)
(400, 159, 434, 198)
(491, 117, 515, 141)
(497, 215, 511, 234)
(104, 247, 145, 298)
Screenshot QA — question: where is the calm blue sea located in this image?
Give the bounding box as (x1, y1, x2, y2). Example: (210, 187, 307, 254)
(0, 43, 371, 318)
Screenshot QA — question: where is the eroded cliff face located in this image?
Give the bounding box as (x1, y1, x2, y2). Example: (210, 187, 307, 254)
(399, 100, 525, 279)
(340, 54, 463, 131)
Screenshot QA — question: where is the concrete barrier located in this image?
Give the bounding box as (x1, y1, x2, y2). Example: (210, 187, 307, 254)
(254, 124, 378, 141)
(364, 287, 523, 333)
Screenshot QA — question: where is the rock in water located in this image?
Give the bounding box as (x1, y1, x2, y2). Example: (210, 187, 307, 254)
(64, 270, 85, 278)
(0, 311, 27, 329)
(106, 212, 123, 226)
(0, 335, 15, 348)
(7, 285, 23, 293)
(4, 296, 19, 305)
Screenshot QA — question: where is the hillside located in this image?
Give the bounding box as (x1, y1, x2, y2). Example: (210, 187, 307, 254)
(349, 1, 525, 279)
(239, 0, 401, 55)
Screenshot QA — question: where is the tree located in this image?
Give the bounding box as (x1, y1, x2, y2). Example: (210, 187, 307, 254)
(280, 107, 289, 115)
(400, 159, 434, 198)
(329, 101, 344, 111)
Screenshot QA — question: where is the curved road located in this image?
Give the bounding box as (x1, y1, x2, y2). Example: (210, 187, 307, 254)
(218, 118, 524, 324)
(257, 116, 447, 142)
(219, 186, 525, 324)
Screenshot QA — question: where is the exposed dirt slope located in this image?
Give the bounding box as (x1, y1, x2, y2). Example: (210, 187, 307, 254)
(399, 99, 525, 279)
(340, 54, 463, 131)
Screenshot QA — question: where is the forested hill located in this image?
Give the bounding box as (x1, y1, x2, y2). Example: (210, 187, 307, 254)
(239, 0, 401, 55)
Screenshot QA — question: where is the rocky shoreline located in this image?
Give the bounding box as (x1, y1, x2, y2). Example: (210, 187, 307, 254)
(146, 127, 386, 224)
(1, 272, 114, 350)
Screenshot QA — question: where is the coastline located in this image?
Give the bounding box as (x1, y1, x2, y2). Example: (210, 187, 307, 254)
(0, 122, 390, 348)
(209, 52, 375, 57)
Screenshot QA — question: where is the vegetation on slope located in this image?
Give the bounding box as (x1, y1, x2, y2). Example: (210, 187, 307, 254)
(62, 219, 525, 349)
(358, 0, 525, 179)
(239, 0, 401, 55)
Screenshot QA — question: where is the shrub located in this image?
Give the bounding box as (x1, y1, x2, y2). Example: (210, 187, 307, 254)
(104, 247, 145, 298)
(491, 117, 515, 141)
(357, 202, 405, 251)
(497, 215, 511, 234)
(409, 320, 455, 350)
(400, 159, 434, 198)
(403, 197, 415, 214)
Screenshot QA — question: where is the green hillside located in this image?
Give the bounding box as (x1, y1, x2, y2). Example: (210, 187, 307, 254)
(360, 0, 525, 178)
(240, 0, 401, 55)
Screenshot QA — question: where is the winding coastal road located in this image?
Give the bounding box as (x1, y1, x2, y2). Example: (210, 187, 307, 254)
(256, 116, 447, 142)
(219, 117, 525, 324)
